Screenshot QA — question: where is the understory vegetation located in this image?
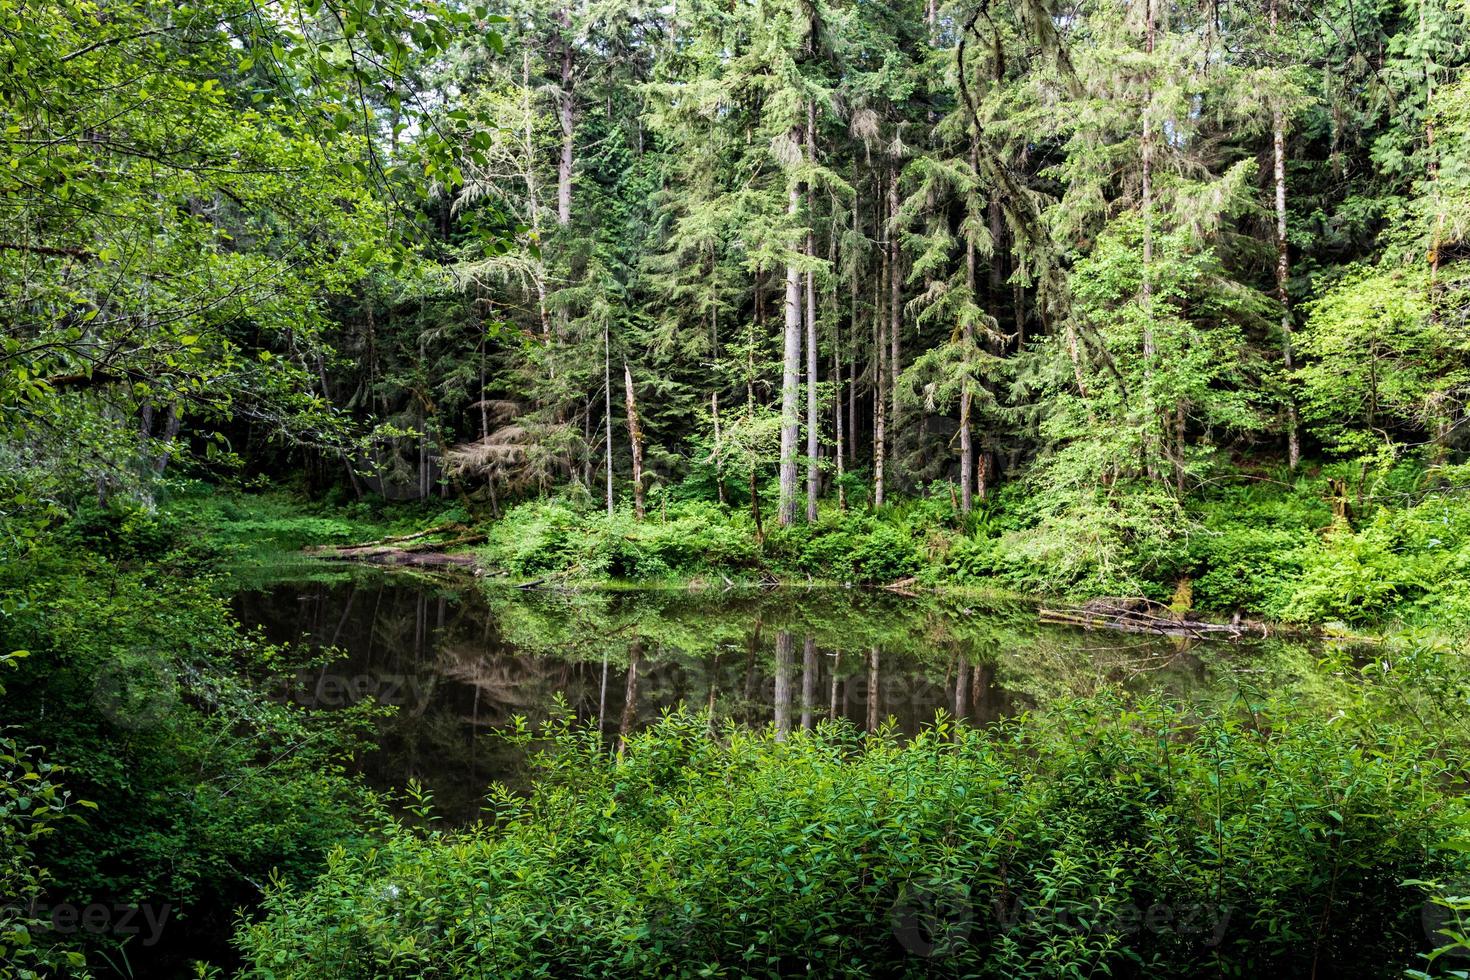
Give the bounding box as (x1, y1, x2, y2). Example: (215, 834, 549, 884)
(0, 513, 386, 976)
(237, 689, 1470, 979)
(456, 457, 1470, 633)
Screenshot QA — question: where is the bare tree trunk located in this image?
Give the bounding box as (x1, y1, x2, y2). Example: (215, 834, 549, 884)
(953, 650, 970, 723)
(152, 404, 180, 476)
(556, 15, 574, 228)
(521, 52, 552, 334)
(779, 185, 804, 527)
(751, 275, 765, 541)
(829, 650, 841, 722)
(1139, 1, 1158, 480)
(1270, 0, 1300, 471)
(604, 320, 615, 514)
(959, 183, 978, 513)
(866, 646, 881, 732)
(712, 391, 726, 505)
(623, 359, 646, 519)
(805, 106, 820, 522)
(805, 256, 819, 522)
(874, 182, 888, 508)
(887, 171, 902, 483)
(835, 284, 847, 511)
(617, 642, 641, 755)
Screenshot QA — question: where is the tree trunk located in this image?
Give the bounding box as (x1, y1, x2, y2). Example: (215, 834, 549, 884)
(829, 650, 842, 723)
(152, 404, 180, 476)
(953, 650, 970, 722)
(835, 279, 847, 511)
(805, 260, 819, 522)
(959, 186, 978, 513)
(866, 646, 881, 732)
(801, 636, 817, 730)
(1139, 1, 1158, 480)
(1270, 0, 1300, 471)
(556, 18, 574, 227)
(712, 391, 726, 505)
(805, 107, 820, 522)
(623, 359, 646, 519)
(874, 181, 888, 508)
(778, 185, 804, 527)
(887, 171, 902, 481)
(604, 320, 615, 514)
(521, 52, 552, 334)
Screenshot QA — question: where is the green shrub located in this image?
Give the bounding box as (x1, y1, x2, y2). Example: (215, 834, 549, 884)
(0, 550, 383, 973)
(235, 698, 1463, 979)
(1187, 525, 1314, 615)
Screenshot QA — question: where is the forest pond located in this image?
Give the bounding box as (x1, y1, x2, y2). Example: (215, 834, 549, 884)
(232, 566, 1356, 823)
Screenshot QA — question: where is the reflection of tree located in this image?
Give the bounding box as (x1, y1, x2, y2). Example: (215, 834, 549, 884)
(234, 572, 1343, 823)
(800, 637, 817, 731)
(618, 642, 641, 754)
(773, 632, 793, 740)
(867, 647, 880, 732)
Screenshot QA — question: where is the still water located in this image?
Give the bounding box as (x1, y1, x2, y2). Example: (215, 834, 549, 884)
(231, 566, 1333, 822)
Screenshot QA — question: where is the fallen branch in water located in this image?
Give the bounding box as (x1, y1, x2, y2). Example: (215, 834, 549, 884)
(1038, 598, 1270, 640)
(304, 529, 485, 569)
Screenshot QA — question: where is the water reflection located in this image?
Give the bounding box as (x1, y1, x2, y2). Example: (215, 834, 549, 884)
(231, 569, 1320, 822)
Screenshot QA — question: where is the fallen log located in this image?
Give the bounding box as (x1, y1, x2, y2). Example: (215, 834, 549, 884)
(338, 522, 472, 549)
(1038, 597, 1269, 640)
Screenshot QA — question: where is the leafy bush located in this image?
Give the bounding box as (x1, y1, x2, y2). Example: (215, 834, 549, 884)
(0, 549, 383, 973)
(236, 698, 1463, 979)
(0, 652, 91, 978)
(1276, 490, 1470, 627)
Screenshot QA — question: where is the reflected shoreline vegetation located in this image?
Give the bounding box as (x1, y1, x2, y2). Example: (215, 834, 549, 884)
(232, 566, 1371, 824)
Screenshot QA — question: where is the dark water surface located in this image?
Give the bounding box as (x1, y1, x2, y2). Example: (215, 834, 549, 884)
(231, 566, 1335, 822)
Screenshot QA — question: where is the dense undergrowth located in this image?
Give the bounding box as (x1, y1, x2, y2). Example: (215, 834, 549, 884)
(458, 460, 1470, 633)
(0, 507, 388, 976)
(236, 687, 1470, 979)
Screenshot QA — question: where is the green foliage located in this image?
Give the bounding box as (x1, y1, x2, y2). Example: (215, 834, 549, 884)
(0, 651, 92, 979)
(235, 695, 1465, 979)
(0, 540, 385, 973)
(479, 498, 761, 580)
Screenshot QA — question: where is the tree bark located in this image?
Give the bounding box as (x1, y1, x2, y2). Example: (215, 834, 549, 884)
(959, 177, 979, 513)
(805, 106, 820, 522)
(1270, 0, 1301, 470)
(866, 646, 881, 732)
(623, 359, 646, 519)
(778, 185, 804, 527)
(873, 180, 888, 508)
(887, 170, 902, 482)
(604, 321, 615, 514)
(556, 13, 575, 228)
(617, 642, 641, 755)
(805, 260, 819, 521)
(836, 273, 848, 511)
(801, 636, 817, 730)
(1140, 0, 1158, 481)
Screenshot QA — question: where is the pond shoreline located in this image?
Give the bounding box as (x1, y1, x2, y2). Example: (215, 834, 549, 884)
(298, 543, 1356, 644)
